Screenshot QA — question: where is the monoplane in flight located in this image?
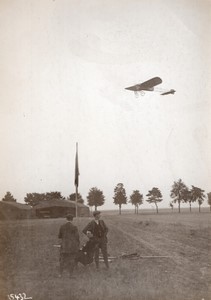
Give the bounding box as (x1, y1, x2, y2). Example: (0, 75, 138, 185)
(125, 77, 175, 97)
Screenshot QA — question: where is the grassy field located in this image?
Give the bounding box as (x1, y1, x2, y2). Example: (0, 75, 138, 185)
(0, 210, 210, 300)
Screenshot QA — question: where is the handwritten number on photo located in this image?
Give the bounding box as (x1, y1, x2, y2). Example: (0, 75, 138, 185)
(8, 293, 32, 300)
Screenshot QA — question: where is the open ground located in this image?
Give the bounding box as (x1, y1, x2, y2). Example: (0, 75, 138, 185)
(0, 209, 210, 300)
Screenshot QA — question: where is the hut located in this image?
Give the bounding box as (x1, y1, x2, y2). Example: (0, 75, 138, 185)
(34, 199, 90, 218)
(0, 201, 33, 220)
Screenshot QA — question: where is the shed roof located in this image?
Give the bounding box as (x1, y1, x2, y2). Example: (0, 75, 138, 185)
(34, 199, 88, 209)
(0, 201, 32, 210)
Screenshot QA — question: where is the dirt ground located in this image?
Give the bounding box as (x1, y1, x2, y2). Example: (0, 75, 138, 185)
(0, 211, 210, 300)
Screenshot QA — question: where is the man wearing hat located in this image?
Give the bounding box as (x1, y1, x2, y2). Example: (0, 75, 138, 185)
(58, 214, 80, 277)
(82, 211, 109, 269)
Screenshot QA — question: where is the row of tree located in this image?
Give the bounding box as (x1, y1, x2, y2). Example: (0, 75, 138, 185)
(1, 191, 84, 206)
(87, 180, 209, 214)
(170, 179, 207, 213)
(1, 179, 211, 214)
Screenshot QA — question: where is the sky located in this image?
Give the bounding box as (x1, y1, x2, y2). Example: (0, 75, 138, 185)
(0, 0, 211, 210)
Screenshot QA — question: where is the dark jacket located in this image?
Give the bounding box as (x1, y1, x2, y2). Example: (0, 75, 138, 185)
(58, 222, 80, 254)
(82, 220, 108, 241)
(76, 237, 98, 265)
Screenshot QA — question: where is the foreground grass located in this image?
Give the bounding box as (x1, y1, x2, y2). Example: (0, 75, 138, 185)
(0, 212, 210, 300)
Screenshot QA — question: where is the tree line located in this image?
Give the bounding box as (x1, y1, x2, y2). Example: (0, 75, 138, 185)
(113, 179, 210, 214)
(1, 178, 211, 214)
(1, 191, 84, 206)
(87, 180, 210, 214)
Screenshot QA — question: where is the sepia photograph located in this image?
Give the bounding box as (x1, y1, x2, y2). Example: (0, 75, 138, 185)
(0, 0, 210, 299)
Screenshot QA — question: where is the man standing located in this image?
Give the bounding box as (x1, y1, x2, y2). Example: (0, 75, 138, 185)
(82, 211, 109, 270)
(58, 214, 80, 277)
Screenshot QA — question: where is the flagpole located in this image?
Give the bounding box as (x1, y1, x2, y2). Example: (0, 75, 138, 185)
(75, 142, 79, 218)
(75, 184, 78, 218)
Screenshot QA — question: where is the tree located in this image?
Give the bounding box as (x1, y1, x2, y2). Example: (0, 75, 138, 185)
(113, 183, 127, 215)
(24, 191, 65, 207)
(24, 193, 46, 206)
(170, 179, 188, 213)
(130, 190, 143, 214)
(207, 192, 211, 212)
(146, 187, 162, 213)
(183, 187, 195, 212)
(67, 193, 84, 204)
(191, 186, 205, 213)
(45, 191, 65, 201)
(87, 187, 105, 211)
(2, 192, 16, 202)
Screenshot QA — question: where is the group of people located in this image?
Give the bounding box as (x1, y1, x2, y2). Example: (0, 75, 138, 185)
(58, 211, 109, 278)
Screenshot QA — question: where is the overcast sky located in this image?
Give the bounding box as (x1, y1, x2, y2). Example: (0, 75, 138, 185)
(0, 0, 210, 210)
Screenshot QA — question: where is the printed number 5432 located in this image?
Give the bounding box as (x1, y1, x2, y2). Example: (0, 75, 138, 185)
(8, 293, 32, 300)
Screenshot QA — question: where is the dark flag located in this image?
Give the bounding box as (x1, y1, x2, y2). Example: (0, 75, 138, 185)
(74, 143, 79, 187)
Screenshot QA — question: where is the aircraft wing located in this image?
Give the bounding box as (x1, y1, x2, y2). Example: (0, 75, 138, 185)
(125, 77, 162, 91)
(160, 89, 176, 96)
